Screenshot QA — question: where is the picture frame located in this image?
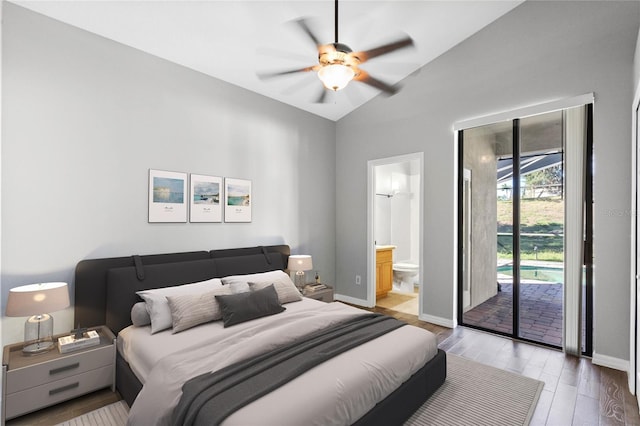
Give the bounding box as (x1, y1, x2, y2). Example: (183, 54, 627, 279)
(190, 174, 223, 223)
(148, 169, 187, 223)
(224, 178, 252, 222)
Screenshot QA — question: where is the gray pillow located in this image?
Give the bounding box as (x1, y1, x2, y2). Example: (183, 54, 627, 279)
(215, 284, 285, 327)
(166, 287, 231, 333)
(248, 279, 302, 304)
(136, 278, 223, 334)
(131, 302, 151, 327)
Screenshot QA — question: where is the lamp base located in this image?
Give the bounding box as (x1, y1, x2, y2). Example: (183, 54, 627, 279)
(23, 340, 54, 355)
(23, 314, 54, 355)
(294, 271, 306, 293)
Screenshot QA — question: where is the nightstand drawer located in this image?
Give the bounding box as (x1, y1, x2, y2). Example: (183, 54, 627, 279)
(5, 364, 114, 419)
(6, 345, 113, 393)
(303, 285, 334, 302)
(311, 291, 333, 302)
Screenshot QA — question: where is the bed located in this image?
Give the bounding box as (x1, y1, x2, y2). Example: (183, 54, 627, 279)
(74, 245, 446, 425)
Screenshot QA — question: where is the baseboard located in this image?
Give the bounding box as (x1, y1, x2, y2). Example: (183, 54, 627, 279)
(419, 313, 456, 328)
(592, 352, 629, 372)
(334, 293, 373, 308)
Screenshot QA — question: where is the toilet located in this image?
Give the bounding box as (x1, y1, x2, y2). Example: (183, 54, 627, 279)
(392, 262, 419, 293)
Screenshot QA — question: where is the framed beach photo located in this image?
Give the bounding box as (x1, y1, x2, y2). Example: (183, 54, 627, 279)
(190, 174, 222, 223)
(224, 178, 252, 222)
(148, 169, 187, 223)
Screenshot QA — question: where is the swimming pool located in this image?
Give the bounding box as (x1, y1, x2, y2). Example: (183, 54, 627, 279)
(497, 264, 564, 284)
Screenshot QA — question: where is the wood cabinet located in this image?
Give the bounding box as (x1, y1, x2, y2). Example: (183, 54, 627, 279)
(376, 248, 394, 298)
(2, 326, 115, 422)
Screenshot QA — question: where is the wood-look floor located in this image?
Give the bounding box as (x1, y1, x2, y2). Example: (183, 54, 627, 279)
(7, 306, 640, 426)
(370, 305, 640, 426)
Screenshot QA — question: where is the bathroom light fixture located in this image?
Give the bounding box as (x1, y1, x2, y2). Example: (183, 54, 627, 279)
(288, 255, 313, 292)
(5, 282, 70, 354)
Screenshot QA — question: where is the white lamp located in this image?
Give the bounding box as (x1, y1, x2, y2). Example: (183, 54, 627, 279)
(318, 64, 355, 91)
(6, 282, 70, 354)
(288, 255, 313, 292)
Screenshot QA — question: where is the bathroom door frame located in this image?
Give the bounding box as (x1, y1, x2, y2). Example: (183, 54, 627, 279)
(366, 152, 424, 310)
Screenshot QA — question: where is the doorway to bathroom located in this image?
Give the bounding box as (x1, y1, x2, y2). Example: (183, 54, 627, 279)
(367, 153, 423, 316)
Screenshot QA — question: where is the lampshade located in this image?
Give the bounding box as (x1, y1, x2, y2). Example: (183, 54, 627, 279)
(6, 282, 70, 354)
(288, 255, 313, 272)
(318, 64, 355, 91)
(6, 282, 70, 317)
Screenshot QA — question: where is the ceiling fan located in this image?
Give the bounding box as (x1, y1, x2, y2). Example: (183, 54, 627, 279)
(259, 0, 414, 101)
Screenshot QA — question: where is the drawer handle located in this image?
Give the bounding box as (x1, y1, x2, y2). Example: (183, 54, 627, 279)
(49, 382, 79, 396)
(49, 363, 80, 375)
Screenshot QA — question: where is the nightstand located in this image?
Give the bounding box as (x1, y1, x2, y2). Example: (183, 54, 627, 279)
(303, 284, 334, 302)
(2, 325, 116, 423)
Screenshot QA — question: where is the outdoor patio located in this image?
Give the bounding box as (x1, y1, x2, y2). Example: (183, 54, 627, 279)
(462, 282, 563, 347)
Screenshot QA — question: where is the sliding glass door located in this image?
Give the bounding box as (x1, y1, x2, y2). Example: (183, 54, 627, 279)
(458, 106, 592, 353)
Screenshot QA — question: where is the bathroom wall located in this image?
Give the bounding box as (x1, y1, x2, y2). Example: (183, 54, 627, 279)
(374, 161, 420, 264)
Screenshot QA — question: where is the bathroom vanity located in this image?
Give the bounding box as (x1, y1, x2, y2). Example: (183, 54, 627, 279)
(376, 246, 394, 298)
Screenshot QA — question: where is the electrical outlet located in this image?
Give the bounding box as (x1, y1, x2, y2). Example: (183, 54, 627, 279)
(355, 275, 361, 285)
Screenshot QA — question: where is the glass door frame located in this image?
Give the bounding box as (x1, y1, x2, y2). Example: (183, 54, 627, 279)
(455, 102, 594, 355)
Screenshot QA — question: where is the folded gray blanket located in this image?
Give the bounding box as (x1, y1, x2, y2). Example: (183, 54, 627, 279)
(172, 313, 405, 426)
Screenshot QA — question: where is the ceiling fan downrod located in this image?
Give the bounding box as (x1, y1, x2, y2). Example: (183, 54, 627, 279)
(334, 0, 339, 44)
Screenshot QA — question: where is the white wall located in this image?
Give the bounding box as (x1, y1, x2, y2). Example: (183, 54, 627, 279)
(1, 3, 336, 345)
(336, 1, 639, 361)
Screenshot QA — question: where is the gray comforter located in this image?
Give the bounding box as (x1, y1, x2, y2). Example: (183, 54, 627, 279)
(126, 303, 394, 425)
(173, 313, 405, 425)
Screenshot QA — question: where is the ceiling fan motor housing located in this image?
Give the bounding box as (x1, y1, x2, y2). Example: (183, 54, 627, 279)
(318, 43, 360, 70)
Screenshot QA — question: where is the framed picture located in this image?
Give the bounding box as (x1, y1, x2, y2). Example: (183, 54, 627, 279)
(224, 178, 252, 222)
(190, 174, 222, 223)
(148, 169, 187, 223)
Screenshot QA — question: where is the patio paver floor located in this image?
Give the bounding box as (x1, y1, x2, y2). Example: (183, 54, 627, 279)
(462, 283, 563, 347)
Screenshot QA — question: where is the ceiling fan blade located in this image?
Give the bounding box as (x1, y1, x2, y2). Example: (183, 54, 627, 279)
(257, 66, 317, 80)
(293, 18, 322, 47)
(256, 46, 316, 64)
(354, 70, 398, 96)
(281, 73, 319, 97)
(314, 88, 328, 104)
(354, 36, 414, 63)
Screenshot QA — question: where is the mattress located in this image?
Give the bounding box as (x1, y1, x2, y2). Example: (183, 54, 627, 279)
(121, 299, 438, 425)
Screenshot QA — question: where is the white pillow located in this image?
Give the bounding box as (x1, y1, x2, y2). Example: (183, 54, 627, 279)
(166, 286, 231, 333)
(221, 270, 294, 295)
(248, 275, 302, 305)
(137, 278, 223, 334)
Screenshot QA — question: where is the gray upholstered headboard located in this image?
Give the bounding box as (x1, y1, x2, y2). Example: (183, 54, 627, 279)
(74, 245, 290, 334)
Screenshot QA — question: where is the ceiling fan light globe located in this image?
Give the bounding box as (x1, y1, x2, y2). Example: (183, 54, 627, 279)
(318, 64, 355, 91)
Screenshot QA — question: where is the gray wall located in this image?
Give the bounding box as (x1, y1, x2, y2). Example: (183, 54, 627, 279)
(336, 1, 639, 361)
(1, 3, 336, 345)
(635, 25, 640, 93)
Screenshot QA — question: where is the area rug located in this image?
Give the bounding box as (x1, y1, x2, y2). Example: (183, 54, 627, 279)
(56, 354, 542, 426)
(55, 400, 128, 426)
(405, 354, 544, 426)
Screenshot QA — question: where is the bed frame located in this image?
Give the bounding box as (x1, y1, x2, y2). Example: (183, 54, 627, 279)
(74, 244, 446, 425)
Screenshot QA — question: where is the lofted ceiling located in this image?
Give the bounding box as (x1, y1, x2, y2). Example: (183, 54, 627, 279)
(12, 0, 523, 121)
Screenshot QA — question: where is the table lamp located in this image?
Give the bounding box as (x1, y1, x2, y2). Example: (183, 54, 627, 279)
(288, 255, 313, 292)
(5, 282, 70, 354)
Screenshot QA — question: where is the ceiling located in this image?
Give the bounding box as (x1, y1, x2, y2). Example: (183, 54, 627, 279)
(12, 0, 523, 121)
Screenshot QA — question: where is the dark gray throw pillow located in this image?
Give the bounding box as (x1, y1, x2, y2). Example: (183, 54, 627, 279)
(215, 284, 285, 327)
